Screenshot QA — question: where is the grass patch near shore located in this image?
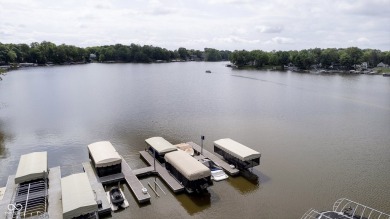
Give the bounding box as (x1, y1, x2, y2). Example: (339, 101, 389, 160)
(376, 67, 390, 73)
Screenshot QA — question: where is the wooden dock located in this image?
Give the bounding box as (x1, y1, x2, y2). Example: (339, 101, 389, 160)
(133, 166, 155, 177)
(139, 151, 184, 193)
(82, 162, 111, 217)
(0, 175, 16, 219)
(121, 159, 151, 203)
(187, 142, 240, 176)
(99, 173, 124, 185)
(47, 167, 62, 219)
(87, 158, 151, 204)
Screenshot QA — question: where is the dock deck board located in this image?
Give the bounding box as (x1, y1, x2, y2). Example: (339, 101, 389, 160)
(139, 151, 184, 193)
(133, 166, 155, 177)
(82, 162, 111, 216)
(0, 175, 16, 219)
(121, 159, 151, 203)
(99, 173, 124, 185)
(48, 167, 62, 219)
(187, 142, 240, 176)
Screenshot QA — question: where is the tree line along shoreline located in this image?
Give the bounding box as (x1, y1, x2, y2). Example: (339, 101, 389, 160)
(0, 41, 389, 73)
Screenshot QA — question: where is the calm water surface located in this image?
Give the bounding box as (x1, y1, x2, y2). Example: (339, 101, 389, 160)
(0, 62, 389, 218)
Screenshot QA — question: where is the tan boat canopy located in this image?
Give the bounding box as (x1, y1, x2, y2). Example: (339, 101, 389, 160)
(145, 137, 177, 154)
(14, 151, 48, 184)
(88, 141, 122, 168)
(165, 150, 210, 181)
(214, 138, 261, 161)
(61, 173, 98, 219)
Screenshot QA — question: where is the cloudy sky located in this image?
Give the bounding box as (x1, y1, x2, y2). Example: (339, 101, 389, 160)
(0, 0, 389, 51)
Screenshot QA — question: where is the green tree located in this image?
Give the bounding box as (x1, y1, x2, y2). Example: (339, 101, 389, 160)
(98, 54, 105, 62)
(320, 48, 339, 68)
(229, 50, 251, 67)
(178, 47, 188, 60)
(204, 48, 222, 61)
(7, 50, 17, 63)
(250, 50, 268, 68)
(339, 51, 353, 68)
(345, 47, 362, 65)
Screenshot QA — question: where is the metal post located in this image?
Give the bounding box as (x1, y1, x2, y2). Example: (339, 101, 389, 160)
(153, 150, 156, 172)
(24, 183, 31, 218)
(201, 135, 205, 155)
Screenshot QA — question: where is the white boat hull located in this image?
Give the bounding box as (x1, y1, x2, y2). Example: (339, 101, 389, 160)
(106, 188, 129, 211)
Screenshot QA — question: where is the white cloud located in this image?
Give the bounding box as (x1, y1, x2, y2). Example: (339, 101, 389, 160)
(0, 0, 388, 51)
(256, 25, 283, 33)
(357, 37, 370, 43)
(219, 36, 259, 44)
(271, 37, 294, 44)
(232, 28, 247, 35)
(348, 37, 371, 47)
(94, 2, 113, 10)
(207, 0, 254, 4)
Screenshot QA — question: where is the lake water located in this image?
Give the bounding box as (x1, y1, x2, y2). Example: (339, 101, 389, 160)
(0, 62, 389, 218)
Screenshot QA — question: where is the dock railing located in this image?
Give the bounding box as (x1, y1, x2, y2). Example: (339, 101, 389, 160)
(301, 198, 390, 219)
(332, 198, 390, 219)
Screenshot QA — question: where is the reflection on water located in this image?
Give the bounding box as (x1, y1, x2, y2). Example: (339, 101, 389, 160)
(60, 163, 85, 178)
(0, 121, 10, 159)
(176, 191, 212, 215)
(228, 174, 259, 195)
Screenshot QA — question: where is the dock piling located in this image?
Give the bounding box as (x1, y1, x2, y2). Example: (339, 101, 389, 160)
(201, 135, 205, 155)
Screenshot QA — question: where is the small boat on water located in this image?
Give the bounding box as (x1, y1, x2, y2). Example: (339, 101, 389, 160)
(383, 73, 390, 77)
(205, 70, 211, 73)
(199, 158, 228, 181)
(106, 186, 129, 211)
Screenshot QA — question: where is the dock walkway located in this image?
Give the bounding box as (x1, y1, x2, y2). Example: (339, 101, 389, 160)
(187, 142, 240, 176)
(139, 151, 184, 193)
(82, 162, 111, 217)
(133, 166, 155, 177)
(87, 158, 151, 204)
(121, 159, 151, 204)
(0, 175, 15, 219)
(48, 167, 62, 219)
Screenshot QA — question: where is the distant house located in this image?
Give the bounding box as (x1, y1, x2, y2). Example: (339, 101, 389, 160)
(377, 62, 389, 68)
(89, 54, 97, 60)
(189, 54, 202, 61)
(361, 62, 368, 69)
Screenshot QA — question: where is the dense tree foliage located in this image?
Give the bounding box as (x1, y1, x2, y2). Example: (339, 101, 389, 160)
(0, 41, 231, 64)
(0, 41, 88, 64)
(230, 47, 390, 70)
(1, 42, 389, 71)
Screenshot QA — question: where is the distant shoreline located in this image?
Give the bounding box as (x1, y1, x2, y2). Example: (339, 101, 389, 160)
(1, 61, 389, 80)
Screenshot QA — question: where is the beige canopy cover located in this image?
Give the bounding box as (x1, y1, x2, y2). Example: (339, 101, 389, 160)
(214, 138, 261, 161)
(87, 141, 122, 168)
(14, 151, 48, 184)
(61, 172, 98, 219)
(145, 137, 177, 154)
(165, 150, 210, 181)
